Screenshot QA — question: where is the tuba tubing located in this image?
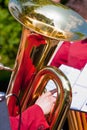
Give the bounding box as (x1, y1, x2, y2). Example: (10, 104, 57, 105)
(6, 27, 72, 130)
(6, 0, 87, 129)
(23, 66, 72, 130)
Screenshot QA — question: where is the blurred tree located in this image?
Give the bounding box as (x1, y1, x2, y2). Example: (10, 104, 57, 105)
(0, 0, 22, 67)
(0, 0, 21, 91)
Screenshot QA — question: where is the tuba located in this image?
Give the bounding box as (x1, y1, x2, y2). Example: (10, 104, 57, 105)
(6, 0, 87, 129)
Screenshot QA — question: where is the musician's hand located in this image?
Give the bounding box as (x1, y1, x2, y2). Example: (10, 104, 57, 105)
(35, 91, 56, 115)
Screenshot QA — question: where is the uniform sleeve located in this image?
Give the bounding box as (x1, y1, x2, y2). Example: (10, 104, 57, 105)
(51, 41, 70, 67)
(10, 104, 49, 130)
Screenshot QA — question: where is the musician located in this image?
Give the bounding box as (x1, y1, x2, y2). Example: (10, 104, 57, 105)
(9, 1, 87, 130)
(10, 91, 56, 130)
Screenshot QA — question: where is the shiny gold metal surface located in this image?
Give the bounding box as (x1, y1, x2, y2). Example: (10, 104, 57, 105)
(25, 66, 72, 130)
(6, 0, 87, 130)
(8, 0, 87, 41)
(6, 27, 72, 130)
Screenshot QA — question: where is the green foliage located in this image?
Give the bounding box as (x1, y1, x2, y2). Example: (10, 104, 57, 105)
(0, 0, 22, 67)
(0, 0, 68, 67)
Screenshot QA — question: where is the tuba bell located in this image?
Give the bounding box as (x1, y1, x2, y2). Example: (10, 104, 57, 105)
(6, 0, 87, 129)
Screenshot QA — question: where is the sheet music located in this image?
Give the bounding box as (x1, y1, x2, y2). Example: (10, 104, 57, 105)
(81, 99, 87, 112)
(46, 63, 87, 112)
(59, 63, 87, 112)
(59, 64, 81, 86)
(75, 64, 87, 88)
(70, 84, 87, 112)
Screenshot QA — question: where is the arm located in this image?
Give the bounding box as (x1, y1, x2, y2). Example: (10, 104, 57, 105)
(10, 92, 56, 130)
(10, 104, 49, 130)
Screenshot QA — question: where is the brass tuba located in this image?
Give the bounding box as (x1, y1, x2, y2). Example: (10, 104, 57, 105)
(6, 0, 87, 129)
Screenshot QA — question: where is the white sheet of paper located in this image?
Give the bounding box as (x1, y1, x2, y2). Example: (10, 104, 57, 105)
(46, 64, 87, 112)
(81, 99, 87, 112)
(76, 64, 87, 88)
(59, 64, 81, 87)
(70, 84, 87, 111)
(59, 64, 87, 112)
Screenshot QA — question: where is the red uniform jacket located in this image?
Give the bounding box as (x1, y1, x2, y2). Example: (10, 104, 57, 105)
(51, 39, 87, 70)
(10, 104, 49, 130)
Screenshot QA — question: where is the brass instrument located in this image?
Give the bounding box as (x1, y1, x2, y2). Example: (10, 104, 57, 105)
(6, 0, 87, 129)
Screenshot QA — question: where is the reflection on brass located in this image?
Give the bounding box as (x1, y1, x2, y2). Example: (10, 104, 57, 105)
(6, 0, 87, 130)
(9, 0, 87, 41)
(20, 15, 70, 40)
